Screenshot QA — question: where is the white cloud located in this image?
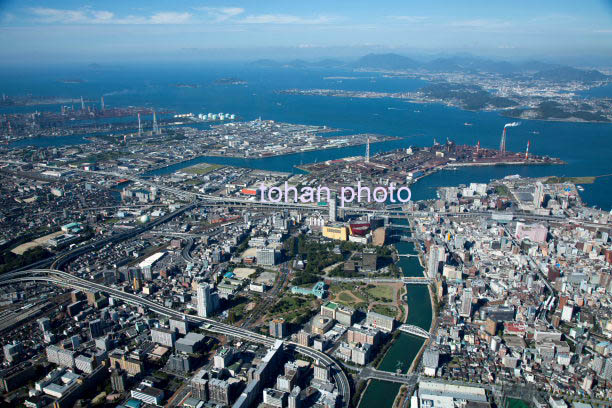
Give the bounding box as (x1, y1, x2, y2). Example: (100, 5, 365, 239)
(449, 19, 513, 31)
(240, 14, 335, 25)
(28, 7, 193, 25)
(30, 7, 95, 23)
(149, 12, 192, 24)
(196, 6, 245, 22)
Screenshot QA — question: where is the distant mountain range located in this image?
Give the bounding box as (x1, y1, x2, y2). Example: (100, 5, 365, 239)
(250, 53, 609, 82)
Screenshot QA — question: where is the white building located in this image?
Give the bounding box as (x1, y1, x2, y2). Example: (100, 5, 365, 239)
(197, 282, 217, 318)
(256, 247, 278, 266)
(415, 381, 487, 408)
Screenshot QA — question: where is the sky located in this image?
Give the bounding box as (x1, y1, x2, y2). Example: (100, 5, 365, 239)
(1, 0, 612, 64)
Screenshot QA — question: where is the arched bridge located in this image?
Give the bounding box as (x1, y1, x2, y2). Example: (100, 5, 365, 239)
(398, 324, 432, 339)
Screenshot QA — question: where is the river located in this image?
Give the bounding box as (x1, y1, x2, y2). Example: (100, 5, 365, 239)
(357, 219, 432, 408)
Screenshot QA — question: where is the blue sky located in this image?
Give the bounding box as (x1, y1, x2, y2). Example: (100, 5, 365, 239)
(1, 0, 612, 63)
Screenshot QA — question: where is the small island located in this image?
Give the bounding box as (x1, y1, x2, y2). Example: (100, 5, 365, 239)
(214, 77, 248, 85)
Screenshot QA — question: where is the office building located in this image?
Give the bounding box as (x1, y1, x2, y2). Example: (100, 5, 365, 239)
(151, 327, 176, 348)
(214, 347, 234, 369)
(313, 361, 331, 382)
(366, 311, 394, 332)
(417, 380, 487, 408)
(169, 318, 189, 335)
(175, 332, 206, 354)
(89, 319, 104, 339)
(131, 381, 164, 406)
(168, 354, 191, 373)
(109, 350, 144, 376)
(321, 301, 355, 326)
(460, 288, 473, 318)
(329, 194, 337, 222)
(362, 249, 378, 272)
(38, 317, 51, 332)
(322, 225, 348, 241)
(347, 325, 382, 346)
(288, 386, 301, 408)
(561, 304, 574, 322)
(209, 378, 231, 406)
(3, 343, 23, 363)
(297, 330, 311, 347)
(58, 348, 76, 369)
(263, 388, 288, 407)
(75, 354, 96, 374)
(110, 369, 127, 392)
(197, 282, 217, 318)
(269, 318, 287, 338)
(256, 247, 278, 266)
(190, 369, 209, 401)
(423, 349, 440, 377)
(427, 245, 445, 278)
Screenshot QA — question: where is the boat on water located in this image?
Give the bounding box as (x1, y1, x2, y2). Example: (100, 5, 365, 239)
(464, 122, 473, 126)
(577, 185, 585, 191)
(531, 130, 540, 134)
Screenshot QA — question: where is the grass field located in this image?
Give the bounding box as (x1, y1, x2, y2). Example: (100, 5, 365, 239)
(185, 179, 204, 185)
(183, 163, 224, 175)
(371, 304, 398, 318)
(365, 284, 395, 302)
(544, 176, 596, 184)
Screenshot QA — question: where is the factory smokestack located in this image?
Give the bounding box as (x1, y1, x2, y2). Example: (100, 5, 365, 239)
(525, 140, 530, 160)
(500, 122, 521, 154)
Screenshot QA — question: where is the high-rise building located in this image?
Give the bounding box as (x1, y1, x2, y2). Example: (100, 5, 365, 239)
(191, 369, 209, 401)
(288, 386, 301, 408)
(70, 335, 80, 349)
(89, 319, 104, 339)
(602, 358, 612, 381)
(3, 342, 22, 363)
(365, 311, 394, 332)
(151, 328, 176, 347)
(329, 193, 337, 222)
(57, 348, 76, 368)
(460, 288, 473, 318)
(561, 304, 574, 322)
(214, 347, 234, 369)
(110, 369, 127, 392)
(533, 181, 544, 208)
(75, 354, 96, 374)
(269, 319, 287, 338)
(167, 354, 191, 373)
(197, 282, 217, 318)
(313, 361, 331, 382)
(209, 378, 231, 405)
(256, 247, 278, 266)
(38, 317, 51, 332)
(297, 330, 311, 347)
(427, 245, 445, 278)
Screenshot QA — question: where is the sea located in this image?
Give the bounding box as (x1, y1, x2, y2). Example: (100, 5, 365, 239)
(1, 62, 611, 407)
